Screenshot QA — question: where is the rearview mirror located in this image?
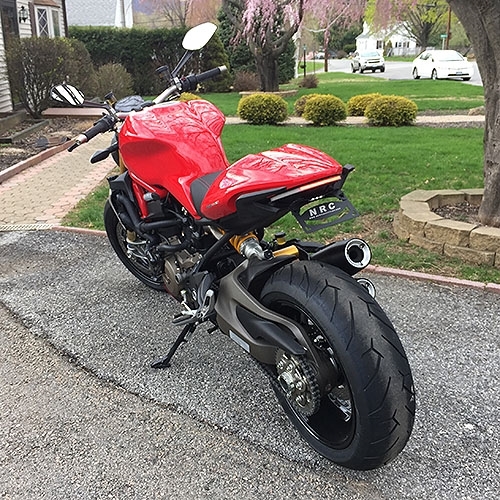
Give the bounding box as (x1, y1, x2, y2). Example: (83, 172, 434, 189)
(182, 22, 217, 51)
(50, 84, 85, 107)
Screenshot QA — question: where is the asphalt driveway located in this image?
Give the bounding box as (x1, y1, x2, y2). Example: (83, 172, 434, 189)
(0, 230, 498, 499)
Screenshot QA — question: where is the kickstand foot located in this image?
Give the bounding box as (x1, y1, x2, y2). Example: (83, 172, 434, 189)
(151, 323, 196, 369)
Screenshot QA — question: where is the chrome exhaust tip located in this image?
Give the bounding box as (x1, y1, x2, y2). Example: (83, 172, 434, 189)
(311, 238, 372, 275)
(356, 277, 376, 298)
(344, 238, 371, 270)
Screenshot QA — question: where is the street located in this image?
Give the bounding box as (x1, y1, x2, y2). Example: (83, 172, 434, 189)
(0, 229, 499, 498)
(320, 58, 483, 86)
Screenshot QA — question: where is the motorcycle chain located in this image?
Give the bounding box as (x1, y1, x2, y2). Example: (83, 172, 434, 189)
(255, 353, 321, 418)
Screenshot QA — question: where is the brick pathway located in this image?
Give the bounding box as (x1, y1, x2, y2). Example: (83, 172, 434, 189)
(0, 134, 116, 228)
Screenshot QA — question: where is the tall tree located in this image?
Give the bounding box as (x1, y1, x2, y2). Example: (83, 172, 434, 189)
(222, 0, 365, 91)
(158, 0, 193, 28)
(309, 1, 365, 72)
(367, 0, 449, 50)
(446, 0, 500, 226)
(402, 1, 448, 50)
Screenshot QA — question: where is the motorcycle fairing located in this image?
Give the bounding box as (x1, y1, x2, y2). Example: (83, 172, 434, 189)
(119, 100, 229, 217)
(200, 144, 344, 220)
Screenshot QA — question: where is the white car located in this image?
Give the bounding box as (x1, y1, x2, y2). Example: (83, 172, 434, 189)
(412, 50, 474, 81)
(351, 51, 385, 73)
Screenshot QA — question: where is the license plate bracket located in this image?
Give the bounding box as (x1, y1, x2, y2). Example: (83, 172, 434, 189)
(292, 193, 359, 233)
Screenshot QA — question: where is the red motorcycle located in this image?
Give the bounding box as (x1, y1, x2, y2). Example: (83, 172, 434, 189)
(52, 23, 415, 470)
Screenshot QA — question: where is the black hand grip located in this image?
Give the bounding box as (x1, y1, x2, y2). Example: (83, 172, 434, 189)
(83, 114, 117, 141)
(180, 66, 227, 92)
(67, 114, 117, 152)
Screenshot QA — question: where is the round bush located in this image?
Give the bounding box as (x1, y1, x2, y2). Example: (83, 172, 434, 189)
(179, 92, 202, 102)
(294, 93, 322, 117)
(365, 95, 418, 126)
(347, 93, 382, 116)
(237, 93, 288, 125)
(94, 63, 133, 100)
(302, 95, 347, 126)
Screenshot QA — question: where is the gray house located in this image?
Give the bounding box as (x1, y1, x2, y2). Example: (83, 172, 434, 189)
(0, 0, 68, 113)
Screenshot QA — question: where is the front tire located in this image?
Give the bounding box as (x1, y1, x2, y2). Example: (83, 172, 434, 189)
(431, 69, 438, 80)
(260, 261, 415, 470)
(104, 200, 165, 291)
(412, 68, 420, 79)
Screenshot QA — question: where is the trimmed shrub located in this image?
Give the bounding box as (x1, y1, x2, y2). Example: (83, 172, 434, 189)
(299, 74, 319, 89)
(6, 37, 95, 118)
(233, 71, 260, 92)
(69, 27, 186, 95)
(237, 93, 288, 125)
(303, 95, 347, 126)
(347, 93, 382, 116)
(94, 63, 133, 100)
(294, 93, 322, 117)
(179, 92, 202, 102)
(365, 95, 418, 126)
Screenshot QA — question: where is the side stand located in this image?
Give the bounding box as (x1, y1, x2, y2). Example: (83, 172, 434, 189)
(151, 323, 196, 369)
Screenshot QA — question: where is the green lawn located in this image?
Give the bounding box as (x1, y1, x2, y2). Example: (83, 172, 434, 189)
(200, 72, 485, 116)
(62, 70, 499, 283)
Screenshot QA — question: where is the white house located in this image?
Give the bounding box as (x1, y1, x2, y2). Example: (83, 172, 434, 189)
(0, 0, 68, 113)
(65, 0, 133, 28)
(356, 22, 418, 56)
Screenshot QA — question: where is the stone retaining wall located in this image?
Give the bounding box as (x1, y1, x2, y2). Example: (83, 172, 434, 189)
(393, 189, 500, 268)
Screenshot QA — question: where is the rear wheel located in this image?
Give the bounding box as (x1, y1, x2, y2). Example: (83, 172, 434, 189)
(260, 261, 415, 470)
(104, 200, 165, 291)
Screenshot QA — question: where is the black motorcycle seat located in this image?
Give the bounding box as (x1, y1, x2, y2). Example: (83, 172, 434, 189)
(190, 171, 223, 216)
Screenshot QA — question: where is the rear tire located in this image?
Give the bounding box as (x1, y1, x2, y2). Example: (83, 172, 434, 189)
(260, 261, 415, 469)
(104, 200, 165, 291)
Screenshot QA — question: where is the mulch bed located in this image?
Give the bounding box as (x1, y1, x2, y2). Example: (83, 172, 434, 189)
(434, 201, 480, 225)
(0, 118, 93, 173)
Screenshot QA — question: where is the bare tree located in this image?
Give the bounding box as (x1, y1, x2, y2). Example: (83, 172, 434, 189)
(158, 0, 193, 28)
(402, 1, 448, 50)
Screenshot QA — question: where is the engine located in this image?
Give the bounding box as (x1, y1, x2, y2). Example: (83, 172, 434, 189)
(162, 238, 201, 299)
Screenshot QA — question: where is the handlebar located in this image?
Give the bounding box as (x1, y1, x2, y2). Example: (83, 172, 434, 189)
(153, 65, 227, 104)
(180, 66, 227, 92)
(67, 114, 117, 152)
(68, 65, 227, 151)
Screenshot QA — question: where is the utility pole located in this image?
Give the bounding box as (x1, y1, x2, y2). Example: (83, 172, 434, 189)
(445, 5, 452, 49)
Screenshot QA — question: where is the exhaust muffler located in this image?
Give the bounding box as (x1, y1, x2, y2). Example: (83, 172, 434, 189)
(311, 238, 371, 275)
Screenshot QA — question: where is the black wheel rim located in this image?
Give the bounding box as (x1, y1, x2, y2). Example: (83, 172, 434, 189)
(114, 224, 163, 288)
(268, 298, 356, 450)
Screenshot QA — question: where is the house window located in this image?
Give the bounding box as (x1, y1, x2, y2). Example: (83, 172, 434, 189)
(376, 40, 384, 50)
(36, 8, 49, 36)
(34, 2, 61, 38)
(51, 10, 60, 37)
